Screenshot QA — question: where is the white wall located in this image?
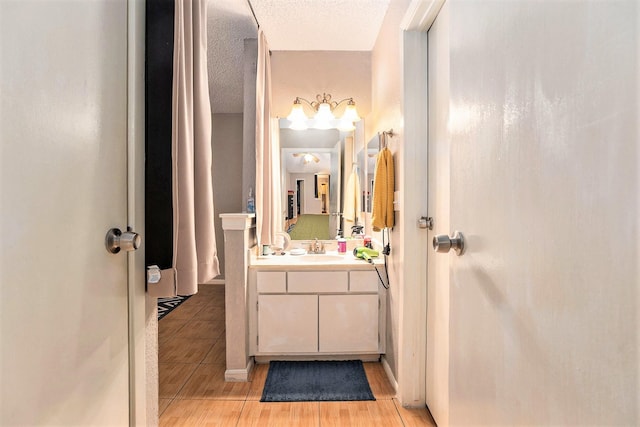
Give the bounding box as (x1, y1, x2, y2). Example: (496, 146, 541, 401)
(442, 1, 639, 425)
(212, 114, 244, 279)
(271, 51, 372, 119)
(369, 0, 413, 397)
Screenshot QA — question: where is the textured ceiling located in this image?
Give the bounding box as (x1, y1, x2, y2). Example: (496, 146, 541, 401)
(207, 0, 390, 113)
(250, 0, 391, 51)
(207, 0, 257, 114)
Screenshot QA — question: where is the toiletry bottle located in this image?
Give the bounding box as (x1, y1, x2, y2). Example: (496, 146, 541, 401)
(337, 238, 347, 254)
(247, 187, 255, 213)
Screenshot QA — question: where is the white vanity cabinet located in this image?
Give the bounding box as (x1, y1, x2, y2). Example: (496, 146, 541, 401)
(250, 268, 385, 358)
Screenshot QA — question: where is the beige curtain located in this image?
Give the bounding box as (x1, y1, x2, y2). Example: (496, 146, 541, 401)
(255, 30, 281, 246)
(172, 0, 219, 295)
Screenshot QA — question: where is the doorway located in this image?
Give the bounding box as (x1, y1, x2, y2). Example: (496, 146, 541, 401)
(296, 179, 305, 215)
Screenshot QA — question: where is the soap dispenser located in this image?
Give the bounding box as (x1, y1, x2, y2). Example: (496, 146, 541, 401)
(247, 187, 255, 213)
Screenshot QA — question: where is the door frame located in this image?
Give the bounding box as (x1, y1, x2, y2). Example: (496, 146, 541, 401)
(397, 0, 445, 408)
(126, 0, 148, 425)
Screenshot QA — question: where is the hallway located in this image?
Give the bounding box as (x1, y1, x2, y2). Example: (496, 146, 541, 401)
(158, 284, 436, 426)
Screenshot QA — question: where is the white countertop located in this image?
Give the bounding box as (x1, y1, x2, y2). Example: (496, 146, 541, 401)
(250, 250, 384, 269)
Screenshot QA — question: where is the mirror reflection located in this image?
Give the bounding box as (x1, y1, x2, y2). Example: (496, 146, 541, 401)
(280, 125, 342, 240)
(359, 135, 381, 214)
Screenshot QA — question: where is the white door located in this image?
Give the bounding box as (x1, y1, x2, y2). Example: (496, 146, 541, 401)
(425, 1, 638, 425)
(1, 1, 132, 425)
(425, 2, 451, 425)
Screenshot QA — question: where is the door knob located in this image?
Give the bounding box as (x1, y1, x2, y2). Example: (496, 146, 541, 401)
(105, 228, 141, 254)
(433, 231, 465, 255)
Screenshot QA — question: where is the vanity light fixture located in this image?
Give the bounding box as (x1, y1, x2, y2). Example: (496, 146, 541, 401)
(286, 93, 361, 130)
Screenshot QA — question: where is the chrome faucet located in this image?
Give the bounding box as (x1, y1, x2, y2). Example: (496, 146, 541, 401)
(308, 238, 325, 254)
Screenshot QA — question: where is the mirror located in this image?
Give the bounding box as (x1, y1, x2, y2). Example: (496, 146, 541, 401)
(280, 125, 343, 240)
(357, 135, 380, 214)
(279, 120, 365, 241)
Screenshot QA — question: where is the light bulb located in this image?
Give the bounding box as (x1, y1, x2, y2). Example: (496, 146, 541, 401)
(287, 103, 307, 122)
(313, 103, 334, 129)
(341, 103, 361, 122)
(314, 103, 334, 121)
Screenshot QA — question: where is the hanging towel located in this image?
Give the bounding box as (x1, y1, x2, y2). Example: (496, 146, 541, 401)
(343, 167, 361, 224)
(371, 147, 395, 231)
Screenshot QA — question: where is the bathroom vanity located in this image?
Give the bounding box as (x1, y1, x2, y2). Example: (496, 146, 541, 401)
(248, 252, 386, 362)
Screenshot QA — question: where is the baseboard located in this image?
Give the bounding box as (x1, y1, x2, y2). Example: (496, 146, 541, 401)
(254, 354, 381, 363)
(381, 356, 398, 393)
(225, 358, 254, 382)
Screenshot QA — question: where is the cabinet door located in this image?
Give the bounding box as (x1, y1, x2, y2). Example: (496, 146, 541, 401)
(258, 294, 318, 353)
(319, 294, 379, 352)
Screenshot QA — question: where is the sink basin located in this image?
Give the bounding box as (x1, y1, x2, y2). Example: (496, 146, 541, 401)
(298, 254, 348, 263)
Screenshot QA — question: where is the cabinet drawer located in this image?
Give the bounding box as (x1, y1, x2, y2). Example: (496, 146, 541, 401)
(288, 271, 348, 293)
(257, 271, 286, 293)
(350, 270, 380, 292)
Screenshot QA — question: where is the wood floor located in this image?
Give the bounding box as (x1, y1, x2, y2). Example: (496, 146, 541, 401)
(159, 284, 436, 426)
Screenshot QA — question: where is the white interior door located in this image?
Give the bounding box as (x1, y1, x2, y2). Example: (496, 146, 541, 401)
(1, 1, 131, 425)
(424, 1, 638, 425)
(425, 2, 451, 425)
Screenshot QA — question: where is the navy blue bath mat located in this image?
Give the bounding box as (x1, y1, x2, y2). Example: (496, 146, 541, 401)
(260, 360, 375, 402)
(157, 295, 191, 320)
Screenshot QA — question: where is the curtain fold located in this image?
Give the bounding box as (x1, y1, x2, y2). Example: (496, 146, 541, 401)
(255, 30, 280, 246)
(171, 0, 219, 295)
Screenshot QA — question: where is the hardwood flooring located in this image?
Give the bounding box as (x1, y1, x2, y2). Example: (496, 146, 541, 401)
(159, 284, 436, 426)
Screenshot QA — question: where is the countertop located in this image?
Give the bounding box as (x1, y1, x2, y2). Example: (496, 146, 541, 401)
(249, 250, 385, 270)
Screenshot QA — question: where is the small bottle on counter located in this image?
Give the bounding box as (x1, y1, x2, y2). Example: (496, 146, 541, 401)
(247, 187, 255, 213)
(337, 238, 347, 253)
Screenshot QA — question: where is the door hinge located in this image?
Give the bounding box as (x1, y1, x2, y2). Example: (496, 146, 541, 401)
(256, 301, 259, 311)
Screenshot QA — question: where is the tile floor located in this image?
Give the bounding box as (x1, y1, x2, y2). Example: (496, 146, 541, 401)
(159, 284, 436, 426)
